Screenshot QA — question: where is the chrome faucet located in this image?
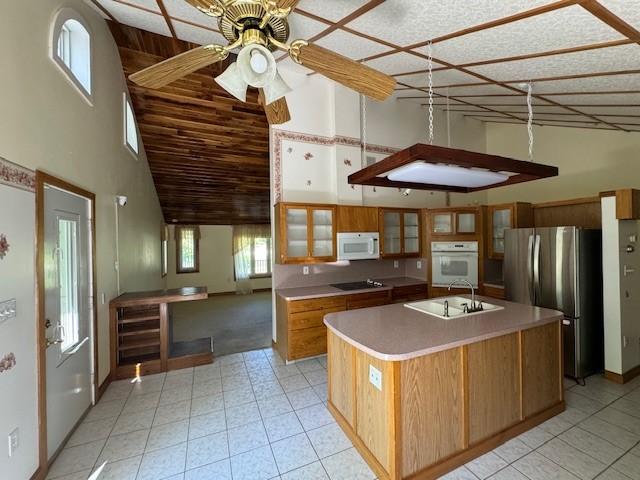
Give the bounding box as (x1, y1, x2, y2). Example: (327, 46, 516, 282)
(447, 279, 476, 310)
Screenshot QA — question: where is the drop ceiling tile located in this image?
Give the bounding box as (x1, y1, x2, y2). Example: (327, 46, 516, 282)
(113, 0, 160, 12)
(173, 22, 227, 46)
(468, 44, 640, 81)
(101, 1, 171, 37)
(296, 0, 368, 22)
(278, 57, 313, 75)
(578, 106, 640, 116)
(438, 84, 516, 96)
(546, 93, 640, 105)
(163, 0, 219, 28)
(445, 95, 546, 106)
(288, 13, 329, 42)
(490, 105, 570, 114)
(315, 30, 392, 60)
(398, 70, 485, 88)
(513, 73, 640, 94)
(365, 52, 443, 75)
(420, 6, 623, 66)
(597, 116, 640, 125)
(598, 0, 640, 30)
(346, 0, 550, 47)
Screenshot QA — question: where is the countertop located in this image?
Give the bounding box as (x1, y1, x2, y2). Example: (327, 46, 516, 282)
(324, 295, 562, 361)
(276, 276, 428, 301)
(110, 287, 208, 307)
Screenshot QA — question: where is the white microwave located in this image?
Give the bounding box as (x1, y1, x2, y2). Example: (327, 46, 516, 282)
(337, 232, 380, 261)
(431, 241, 479, 288)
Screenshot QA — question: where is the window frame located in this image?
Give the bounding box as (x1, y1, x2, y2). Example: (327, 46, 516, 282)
(123, 93, 140, 158)
(176, 226, 200, 274)
(243, 236, 272, 279)
(50, 8, 93, 105)
(161, 224, 168, 278)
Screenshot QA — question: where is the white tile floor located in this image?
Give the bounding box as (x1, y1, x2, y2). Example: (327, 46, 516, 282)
(47, 348, 640, 480)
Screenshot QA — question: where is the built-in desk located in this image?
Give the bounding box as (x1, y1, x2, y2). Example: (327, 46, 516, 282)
(109, 287, 211, 379)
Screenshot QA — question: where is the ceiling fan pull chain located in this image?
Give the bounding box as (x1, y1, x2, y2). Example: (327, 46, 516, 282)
(360, 93, 367, 167)
(527, 81, 534, 161)
(427, 41, 434, 145)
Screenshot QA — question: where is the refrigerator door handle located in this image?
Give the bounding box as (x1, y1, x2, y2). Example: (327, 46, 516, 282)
(527, 235, 535, 304)
(533, 234, 541, 303)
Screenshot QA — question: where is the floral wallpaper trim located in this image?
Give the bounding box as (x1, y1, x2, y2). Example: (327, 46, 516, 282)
(0, 157, 36, 192)
(0, 233, 9, 260)
(272, 129, 399, 203)
(0, 353, 16, 373)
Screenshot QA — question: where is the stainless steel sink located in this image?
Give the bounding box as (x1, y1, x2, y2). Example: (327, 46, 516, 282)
(404, 296, 504, 320)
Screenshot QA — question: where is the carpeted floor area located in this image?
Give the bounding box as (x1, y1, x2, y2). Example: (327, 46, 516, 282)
(171, 291, 272, 357)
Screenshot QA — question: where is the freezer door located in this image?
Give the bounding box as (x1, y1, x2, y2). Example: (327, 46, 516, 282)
(535, 227, 578, 317)
(504, 228, 535, 305)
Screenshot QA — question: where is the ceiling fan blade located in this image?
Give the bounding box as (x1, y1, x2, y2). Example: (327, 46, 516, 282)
(291, 42, 396, 101)
(183, 0, 224, 16)
(129, 45, 228, 89)
(259, 89, 291, 125)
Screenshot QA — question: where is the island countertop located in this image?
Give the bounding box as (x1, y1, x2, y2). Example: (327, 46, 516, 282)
(324, 295, 563, 361)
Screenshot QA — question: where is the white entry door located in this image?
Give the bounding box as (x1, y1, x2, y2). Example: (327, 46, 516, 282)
(44, 186, 94, 458)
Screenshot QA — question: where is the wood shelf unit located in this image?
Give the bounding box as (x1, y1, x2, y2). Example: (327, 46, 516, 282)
(109, 287, 209, 380)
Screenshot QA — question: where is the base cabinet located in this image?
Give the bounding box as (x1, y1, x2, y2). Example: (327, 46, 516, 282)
(277, 290, 392, 361)
(327, 321, 563, 480)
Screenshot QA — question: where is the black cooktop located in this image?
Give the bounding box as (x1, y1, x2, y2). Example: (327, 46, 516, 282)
(330, 280, 384, 291)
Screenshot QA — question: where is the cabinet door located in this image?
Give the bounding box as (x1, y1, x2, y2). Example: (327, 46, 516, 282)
(491, 207, 513, 257)
(432, 213, 454, 234)
(311, 208, 335, 258)
(403, 212, 420, 254)
(457, 212, 477, 234)
(285, 207, 309, 259)
(382, 211, 402, 255)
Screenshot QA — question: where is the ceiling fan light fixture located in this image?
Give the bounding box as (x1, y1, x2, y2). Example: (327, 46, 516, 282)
(238, 44, 276, 88)
(263, 72, 292, 105)
(215, 62, 248, 102)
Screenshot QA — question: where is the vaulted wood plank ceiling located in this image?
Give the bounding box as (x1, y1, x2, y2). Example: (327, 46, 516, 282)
(109, 23, 270, 225)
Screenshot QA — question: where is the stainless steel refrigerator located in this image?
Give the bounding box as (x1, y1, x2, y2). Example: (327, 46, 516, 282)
(504, 227, 603, 379)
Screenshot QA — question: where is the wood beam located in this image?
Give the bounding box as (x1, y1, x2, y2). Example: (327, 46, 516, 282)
(581, 0, 640, 43)
(156, 0, 177, 39)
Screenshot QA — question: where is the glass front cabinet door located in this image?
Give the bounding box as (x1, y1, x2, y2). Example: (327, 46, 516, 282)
(403, 212, 420, 254)
(432, 213, 454, 234)
(382, 211, 402, 256)
(279, 204, 337, 263)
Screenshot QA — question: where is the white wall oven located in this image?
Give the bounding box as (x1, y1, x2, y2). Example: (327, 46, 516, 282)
(431, 241, 479, 287)
(337, 232, 380, 261)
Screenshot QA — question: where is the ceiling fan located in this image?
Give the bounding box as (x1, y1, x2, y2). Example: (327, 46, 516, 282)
(129, 0, 397, 125)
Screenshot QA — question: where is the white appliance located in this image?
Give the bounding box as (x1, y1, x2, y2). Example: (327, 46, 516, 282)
(337, 232, 380, 260)
(431, 241, 479, 287)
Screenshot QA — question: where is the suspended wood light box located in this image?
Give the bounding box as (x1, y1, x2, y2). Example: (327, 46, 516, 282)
(348, 144, 558, 193)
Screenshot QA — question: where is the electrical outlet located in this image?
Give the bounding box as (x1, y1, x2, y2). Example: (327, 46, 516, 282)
(8, 428, 18, 457)
(303, 266, 310, 275)
(101, 292, 106, 305)
(417, 260, 422, 270)
(393, 260, 399, 268)
(369, 365, 382, 391)
(0, 299, 17, 325)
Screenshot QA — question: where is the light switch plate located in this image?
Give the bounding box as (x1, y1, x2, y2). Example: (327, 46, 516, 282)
(369, 365, 382, 391)
(393, 260, 399, 268)
(8, 428, 18, 457)
(417, 260, 422, 270)
(303, 266, 310, 275)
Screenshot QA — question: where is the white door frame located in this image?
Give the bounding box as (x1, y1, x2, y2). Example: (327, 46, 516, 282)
(35, 171, 98, 479)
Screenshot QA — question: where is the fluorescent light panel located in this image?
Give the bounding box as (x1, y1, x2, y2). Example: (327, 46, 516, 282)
(387, 162, 509, 188)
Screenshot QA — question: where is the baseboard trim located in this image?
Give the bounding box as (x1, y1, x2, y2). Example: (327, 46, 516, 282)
(605, 365, 640, 384)
(96, 373, 112, 403)
(207, 287, 272, 298)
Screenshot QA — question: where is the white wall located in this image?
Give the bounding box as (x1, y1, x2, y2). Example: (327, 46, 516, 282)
(486, 123, 640, 204)
(0, 1, 164, 477)
(166, 225, 272, 294)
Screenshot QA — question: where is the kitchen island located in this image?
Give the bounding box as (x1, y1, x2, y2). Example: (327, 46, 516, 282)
(324, 296, 564, 480)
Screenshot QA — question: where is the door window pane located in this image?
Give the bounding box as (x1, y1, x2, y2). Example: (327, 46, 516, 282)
(58, 218, 80, 352)
(177, 227, 199, 273)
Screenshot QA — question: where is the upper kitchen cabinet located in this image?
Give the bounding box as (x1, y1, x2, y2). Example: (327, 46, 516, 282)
(275, 203, 337, 264)
(379, 208, 422, 257)
(427, 208, 479, 237)
(487, 202, 533, 259)
(337, 206, 379, 232)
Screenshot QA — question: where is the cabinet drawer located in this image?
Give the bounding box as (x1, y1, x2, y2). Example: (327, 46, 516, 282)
(288, 296, 346, 314)
(289, 307, 343, 331)
(346, 291, 391, 310)
(289, 326, 328, 360)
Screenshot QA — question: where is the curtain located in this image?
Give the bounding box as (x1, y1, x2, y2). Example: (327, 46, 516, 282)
(233, 224, 270, 295)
